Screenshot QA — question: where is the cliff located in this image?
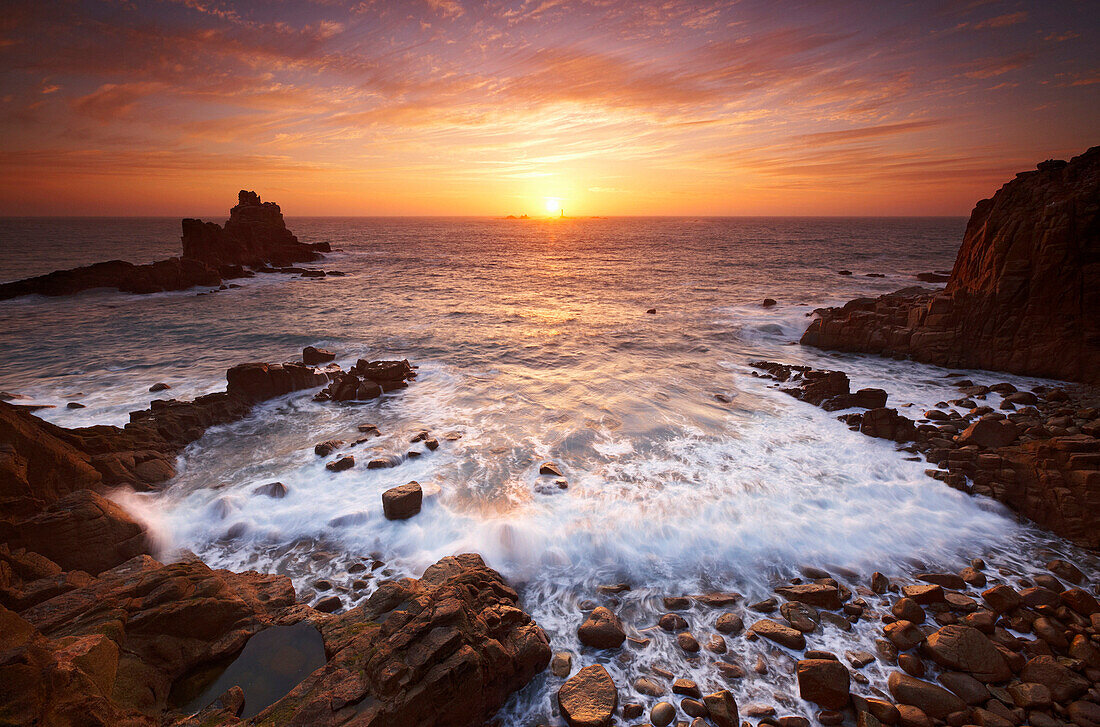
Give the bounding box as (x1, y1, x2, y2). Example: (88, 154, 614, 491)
(802, 146, 1100, 383)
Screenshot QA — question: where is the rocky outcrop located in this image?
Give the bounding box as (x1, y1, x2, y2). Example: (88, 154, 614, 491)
(801, 146, 1100, 384)
(752, 361, 1100, 549)
(0, 362, 336, 514)
(181, 191, 329, 269)
(313, 359, 417, 403)
(0, 191, 330, 300)
(240, 553, 551, 727)
(0, 257, 223, 300)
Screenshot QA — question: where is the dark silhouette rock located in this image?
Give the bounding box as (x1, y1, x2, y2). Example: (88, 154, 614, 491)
(181, 190, 329, 269)
(802, 147, 1100, 384)
(302, 346, 336, 365)
(0, 191, 329, 300)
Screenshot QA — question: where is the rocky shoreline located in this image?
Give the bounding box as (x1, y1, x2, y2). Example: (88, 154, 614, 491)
(1, 351, 551, 726)
(0, 191, 334, 300)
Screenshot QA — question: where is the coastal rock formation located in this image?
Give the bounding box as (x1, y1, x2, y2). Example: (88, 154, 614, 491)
(0, 257, 222, 300)
(752, 361, 1100, 548)
(244, 554, 551, 726)
(801, 147, 1100, 384)
(0, 359, 548, 727)
(0, 361, 336, 514)
(313, 358, 417, 402)
(181, 191, 329, 269)
(0, 191, 330, 300)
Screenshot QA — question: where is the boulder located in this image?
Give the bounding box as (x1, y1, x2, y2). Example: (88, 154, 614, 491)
(704, 690, 739, 727)
(1019, 655, 1088, 702)
(957, 419, 1019, 449)
(302, 346, 336, 366)
(922, 625, 1011, 683)
(558, 664, 617, 727)
(797, 659, 851, 709)
(252, 481, 288, 498)
(382, 481, 423, 520)
(750, 619, 806, 649)
(577, 606, 626, 649)
(887, 672, 966, 718)
(776, 583, 842, 610)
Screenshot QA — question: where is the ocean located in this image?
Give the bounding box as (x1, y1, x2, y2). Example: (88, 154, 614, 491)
(0, 216, 1089, 722)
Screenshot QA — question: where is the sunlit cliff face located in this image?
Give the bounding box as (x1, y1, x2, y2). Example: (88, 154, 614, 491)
(0, 1, 1096, 216)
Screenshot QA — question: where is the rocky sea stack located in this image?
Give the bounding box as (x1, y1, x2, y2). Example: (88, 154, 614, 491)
(0, 191, 331, 300)
(802, 147, 1100, 384)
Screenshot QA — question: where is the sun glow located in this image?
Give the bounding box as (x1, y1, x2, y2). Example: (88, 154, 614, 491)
(544, 197, 563, 214)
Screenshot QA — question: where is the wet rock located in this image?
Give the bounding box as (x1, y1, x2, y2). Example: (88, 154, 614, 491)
(577, 606, 625, 649)
(1019, 655, 1088, 702)
(149, 383, 171, 392)
(673, 678, 701, 698)
(252, 481, 288, 498)
(938, 671, 989, 705)
(651, 701, 676, 727)
(539, 462, 564, 477)
(871, 572, 890, 594)
(315, 439, 345, 456)
(749, 619, 806, 649)
(884, 620, 925, 651)
(2, 490, 151, 576)
(781, 601, 821, 632)
(715, 612, 744, 634)
(1062, 589, 1100, 615)
(892, 597, 925, 624)
(551, 651, 573, 678)
(558, 664, 617, 727)
(634, 676, 664, 696)
(302, 346, 336, 365)
(280, 553, 550, 725)
(367, 455, 401, 469)
(382, 481, 423, 520)
(1006, 682, 1051, 709)
(982, 584, 1021, 613)
(706, 634, 727, 653)
(777, 582, 842, 610)
(1068, 701, 1100, 727)
(1046, 559, 1085, 584)
(659, 613, 688, 631)
(314, 594, 342, 613)
(763, 298, 777, 307)
(704, 690, 739, 727)
(677, 631, 700, 652)
(898, 653, 924, 677)
(646, 308, 656, 314)
(922, 624, 1011, 682)
(750, 596, 778, 612)
(622, 703, 643, 720)
(957, 419, 1019, 448)
(901, 584, 944, 605)
(887, 672, 966, 718)
(325, 455, 354, 472)
(797, 659, 850, 709)
(847, 651, 875, 668)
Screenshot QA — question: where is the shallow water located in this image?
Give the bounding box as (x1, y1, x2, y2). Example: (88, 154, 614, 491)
(2, 216, 1092, 724)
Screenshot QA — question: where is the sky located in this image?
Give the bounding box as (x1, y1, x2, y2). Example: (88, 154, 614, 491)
(0, 0, 1096, 217)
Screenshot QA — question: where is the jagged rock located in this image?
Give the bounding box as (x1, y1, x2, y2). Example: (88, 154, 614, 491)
(313, 359, 416, 402)
(802, 147, 1100, 384)
(269, 554, 549, 726)
(0, 490, 150, 576)
(182, 190, 328, 269)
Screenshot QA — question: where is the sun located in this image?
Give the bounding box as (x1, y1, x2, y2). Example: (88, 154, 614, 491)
(544, 197, 562, 214)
